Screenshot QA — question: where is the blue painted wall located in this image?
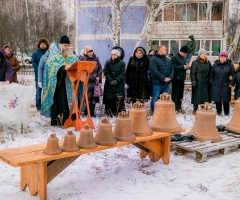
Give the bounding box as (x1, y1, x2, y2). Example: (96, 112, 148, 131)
(77, 3, 147, 66)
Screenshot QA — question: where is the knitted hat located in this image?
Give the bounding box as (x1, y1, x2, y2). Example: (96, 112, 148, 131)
(111, 49, 121, 57)
(188, 35, 194, 40)
(198, 48, 207, 56)
(148, 48, 154, 54)
(218, 51, 228, 58)
(59, 35, 70, 44)
(180, 45, 189, 53)
(37, 38, 49, 48)
(84, 45, 93, 54)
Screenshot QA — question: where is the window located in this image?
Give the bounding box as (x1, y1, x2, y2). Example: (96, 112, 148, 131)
(187, 3, 198, 21)
(175, 4, 186, 21)
(164, 5, 174, 21)
(170, 40, 179, 55)
(151, 40, 159, 51)
(212, 3, 223, 21)
(201, 40, 210, 52)
(199, 3, 208, 20)
(212, 40, 221, 55)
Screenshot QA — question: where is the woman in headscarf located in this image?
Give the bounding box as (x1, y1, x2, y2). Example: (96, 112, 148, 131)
(80, 45, 102, 117)
(3, 45, 20, 83)
(126, 47, 150, 103)
(210, 51, 235, 116)
(103, 48, 125, 117)
(190, 48, 212, 114)
(0, 48, 14, 85)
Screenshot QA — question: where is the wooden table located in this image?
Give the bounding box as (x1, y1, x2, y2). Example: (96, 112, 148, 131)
(0, 131, 181, 200)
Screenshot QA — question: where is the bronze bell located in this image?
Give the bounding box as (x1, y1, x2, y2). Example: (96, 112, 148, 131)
(129, 101, 153, 137)
(225, 98, 240, 133)
(149, 93, 182, 132)
(61, 131, 80, 152)
(113, 111, 136, 141)
(77, 124, 98, 149)
(94, 118, 117, 146)
(43, 134, 62, 155)
(188, 102, 222, 142)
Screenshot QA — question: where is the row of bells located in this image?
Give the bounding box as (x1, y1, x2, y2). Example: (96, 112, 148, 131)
(43, 93, 240, 155)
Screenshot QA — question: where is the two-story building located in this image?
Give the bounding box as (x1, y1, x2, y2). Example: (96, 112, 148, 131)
(75, 0, 229, 64)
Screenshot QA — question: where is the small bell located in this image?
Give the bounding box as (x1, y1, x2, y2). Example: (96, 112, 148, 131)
(43, 134, 62, 155)
(61, 131, 80, 152)
(113, 111, 136, 142)
(95, 118, 117, 146)
(129, 101, 153, 137)
(77, 124, 98, 149)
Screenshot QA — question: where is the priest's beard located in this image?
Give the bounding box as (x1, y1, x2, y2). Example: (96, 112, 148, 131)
(62, 50, 69, 59)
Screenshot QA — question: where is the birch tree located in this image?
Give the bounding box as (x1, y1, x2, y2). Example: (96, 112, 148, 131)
(202, 0, 212, 49)
(78, 0, 137, 46)
(228, 1, 240, 59)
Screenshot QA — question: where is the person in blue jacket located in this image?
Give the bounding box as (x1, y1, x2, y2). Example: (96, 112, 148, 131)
(149, 45, 174, 112)
(32, 38, 49, 111)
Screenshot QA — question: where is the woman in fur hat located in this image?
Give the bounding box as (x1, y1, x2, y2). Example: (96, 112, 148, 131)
(3, 44, 20, 83)
(126, 47, 150, 103)
(190, 48, 212, 114)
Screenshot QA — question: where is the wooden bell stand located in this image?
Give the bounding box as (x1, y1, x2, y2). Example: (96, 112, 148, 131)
(63, 61, 96, 130)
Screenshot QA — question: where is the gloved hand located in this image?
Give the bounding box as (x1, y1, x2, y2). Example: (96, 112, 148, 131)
(191, 81, 197, 88)
(38, 82, 43, 88)
(110, 80, 117, 85)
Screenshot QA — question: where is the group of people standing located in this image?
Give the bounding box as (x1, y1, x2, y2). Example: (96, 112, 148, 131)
(1, 34, 240, 127)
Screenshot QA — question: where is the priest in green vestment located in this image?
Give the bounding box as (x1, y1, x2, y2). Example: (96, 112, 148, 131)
(41, 35, 82, 126)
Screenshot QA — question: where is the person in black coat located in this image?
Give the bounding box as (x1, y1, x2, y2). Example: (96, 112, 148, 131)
(171, 45, 190, 112)
(210, 51, 235, 115)
(190, 48, 212, 114)
(126, 47, 150, 103)
(149, 45, 174, 112)
(103, 49, 125, 116)
(80, 45, 102, 117)
(234, 62, 240, 100)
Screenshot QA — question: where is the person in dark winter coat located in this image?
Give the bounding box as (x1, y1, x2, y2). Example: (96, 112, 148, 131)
(103, 49, 125, 116)
(190, 48, 212, 114)
(186, 35, 196, 64)
(0, 48, 14, 85)
(32, 37, 49, 111)
(210, 51, 235, 115)
(3, 44, 20, 83)
(126, 47, 150, 103)
(171, 45, 190, 112)
(80, 45, 102, 117)
(235, 62, 240, 100)
(149, 45, 174, 112)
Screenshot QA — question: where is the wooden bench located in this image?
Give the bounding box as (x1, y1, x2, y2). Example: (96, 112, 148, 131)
(0, 131, 178, 200)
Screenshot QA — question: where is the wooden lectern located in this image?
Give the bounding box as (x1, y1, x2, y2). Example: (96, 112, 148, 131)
(63, 61, 97, 130)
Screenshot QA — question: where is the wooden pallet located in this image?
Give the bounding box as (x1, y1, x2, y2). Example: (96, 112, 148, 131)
(171, 134, 240, 162)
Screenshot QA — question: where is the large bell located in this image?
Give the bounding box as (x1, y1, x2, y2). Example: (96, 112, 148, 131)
(225, 98, 240, 133)
(95, 118, 117, 146)
(43, 134, 62, 155)
(113, 111, 136, 141)
(77, 124, 98, 149)
(188, 102, 222, 142)
(149, 93, 182, 132)
(129, 101, 153, 137)
(61, 131, 80, 152)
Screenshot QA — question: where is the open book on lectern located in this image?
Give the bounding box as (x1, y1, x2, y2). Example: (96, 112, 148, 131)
(67, 61, 97, 72)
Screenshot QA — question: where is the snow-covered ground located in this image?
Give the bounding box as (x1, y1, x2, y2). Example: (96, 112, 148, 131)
(0, 76, 240, 200)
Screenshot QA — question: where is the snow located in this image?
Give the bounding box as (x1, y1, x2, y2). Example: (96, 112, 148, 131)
(0, 76, 240, 200)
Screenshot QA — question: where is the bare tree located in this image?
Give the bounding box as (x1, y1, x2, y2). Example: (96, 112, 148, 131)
(228, 1, 240, 60)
